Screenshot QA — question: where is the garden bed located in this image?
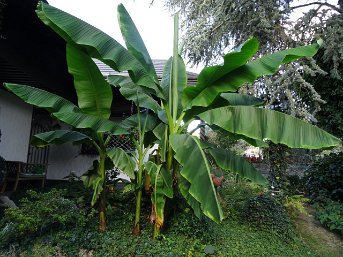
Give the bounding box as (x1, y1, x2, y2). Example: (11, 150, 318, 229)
(1, 179, 339, 257)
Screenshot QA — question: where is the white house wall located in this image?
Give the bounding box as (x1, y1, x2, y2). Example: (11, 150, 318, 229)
(47, 142, 96, 180)
(0, 90, 33, 162)
(47, 117, 124, 180)
(47, 123, 95, 180)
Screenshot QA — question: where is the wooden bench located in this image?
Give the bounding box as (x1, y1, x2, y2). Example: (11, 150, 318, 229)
(0, 161, 47, 192)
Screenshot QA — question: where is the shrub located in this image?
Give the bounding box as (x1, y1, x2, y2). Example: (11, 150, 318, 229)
(304, 152, 343, 234)
(283, 195, 309, 218)
(287, 174, 305, 195)
(0, 189, 87, 248)
(241, 195, 294, 237)
(314, 199, 343, 234)
(304, 152, 343, 203)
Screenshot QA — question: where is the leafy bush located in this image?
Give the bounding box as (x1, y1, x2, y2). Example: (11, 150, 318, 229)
(283, 195, 309, 218)
(314, 199, 343, 234)
(0, 189, 88, 248)
(304, 152, 343, 203)
(304, 152, 343, 234)
(287, 174, 305, 195)
(241, 195, 294, 237)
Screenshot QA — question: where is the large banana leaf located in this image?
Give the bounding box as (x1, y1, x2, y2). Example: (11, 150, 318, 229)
(177, 174, 201, 218)
(107, 75, 132, 87)
(194, 37, 259, 90)
(204, 144, 267, 185)
(66, 44, 112, 119)
(160, 56, 187, 116)
(108, 75, 161, 112)
(52, 112, 127, 135)
(107, 147, 135, 179)
(31, 130, 91, 147)
(183, 93, 265, 123)
(145, 162, 173, 228)
(153, 123, 168, 162)
(160, 58, 173, 99)
(36, 2, 163, 98)
(220, 93, 265, 107)
(183, 39, 322, 109)
(3, 83, 78, 113)
(170, 134, 223, 222)
(117, 4, 158, 82)
(82, 160, 104, 206)
(117, 82, 161, 113)
(199, 106, 341, 149)
(208, 124, 268, 147)
(120, 112, 158, 132)
(120, 87, 160, 114)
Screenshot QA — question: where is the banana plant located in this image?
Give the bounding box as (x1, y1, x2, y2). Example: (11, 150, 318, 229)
(7, 2, 341, 237)
(3, 42, 138, 231)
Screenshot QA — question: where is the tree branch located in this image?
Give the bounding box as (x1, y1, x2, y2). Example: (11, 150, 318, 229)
(290, 2, 341, 13)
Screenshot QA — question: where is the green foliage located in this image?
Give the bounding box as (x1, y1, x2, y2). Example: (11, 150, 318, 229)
(314, 199, 343, 234)
(206, 129, 251, 157)
(167, 207, 213, 240)
(219, 180, 264, 219)
(0, 181, 318, 257)
(284, 195, 309, 218)
(164, 1, 342, 123)
(19, 243, 63, 257)
(241, 195, 294, 238)
(304, 153, 343, 234)
(304, 152, 343, 202)
(287, 174, 306, 195)
(308, 13, 343, 139)
(267, 143, 289, 191)
(0, 189, 88, 248)
(4, 1, 341, 238)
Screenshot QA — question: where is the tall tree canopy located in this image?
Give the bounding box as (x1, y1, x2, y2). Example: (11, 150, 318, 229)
(163, 0, 342, 125)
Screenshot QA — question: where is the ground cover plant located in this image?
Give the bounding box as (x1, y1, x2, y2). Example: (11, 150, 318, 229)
(0, 179, 324, 257)
(2, 1, 341, 240)
(304, 152, 343, 234)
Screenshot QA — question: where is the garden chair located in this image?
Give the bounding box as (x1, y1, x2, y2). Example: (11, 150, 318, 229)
(0, 161, 47, 192)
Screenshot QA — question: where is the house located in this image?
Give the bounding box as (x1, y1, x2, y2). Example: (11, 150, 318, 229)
(0, 0, 197, 181)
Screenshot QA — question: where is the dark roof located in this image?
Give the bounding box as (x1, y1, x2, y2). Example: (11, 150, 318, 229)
(0, 0, 75, 99)
(0, 0, 197, 116)
(95, 59, 198, 85)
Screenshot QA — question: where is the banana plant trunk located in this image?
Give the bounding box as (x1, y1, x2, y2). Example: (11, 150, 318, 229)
(98, 153, 107, 232)
(132, 189, 142, 235)
(99, 188, 107, 232)
(133, 156, 144, 235)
